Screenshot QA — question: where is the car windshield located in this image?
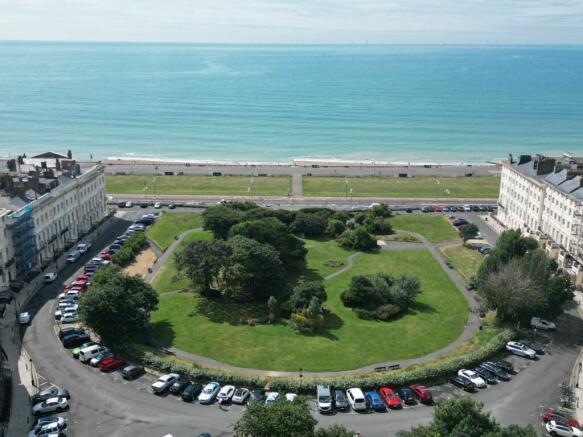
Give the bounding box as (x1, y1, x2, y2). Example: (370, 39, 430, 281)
(203, 386, 214, 394)
(319, 396, 331, 403)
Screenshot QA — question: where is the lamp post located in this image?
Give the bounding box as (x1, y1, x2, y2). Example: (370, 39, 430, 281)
(299, 368, 303, 390)
(153, 177, 157, 199)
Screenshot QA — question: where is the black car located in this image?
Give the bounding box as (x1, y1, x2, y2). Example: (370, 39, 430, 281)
(62, 333, 91, 348)
(479, 362, 511, 381)
(397, 388, 416, 405)
(249, 388, 265, 404)
(168, 203, 176, 209)
(473, 367, 498, 384)
(493, 360, 514, 373)
(118, 201, 126, 208)
(181, 383, 202, 402)
(31, 386, 71, 404)
(122, 365, 145, 380)
(405, 208, 413, 213)
(169, 376, 190, 395)
(449, 375, 475, 391)
(465, 283, 476, 291)
(59, 327, 84, 341)
(334, 389, 349, 411)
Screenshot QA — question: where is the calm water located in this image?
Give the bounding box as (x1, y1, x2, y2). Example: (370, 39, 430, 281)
(0, 43, 582, 163)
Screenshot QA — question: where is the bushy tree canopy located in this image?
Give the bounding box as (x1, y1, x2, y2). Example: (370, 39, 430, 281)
(460, 223, 480, 241)
(290, 281, 327, 312)
(290, 212, 329, 238)
(202, 205, 244, 239)
(336, 228, 377, 250)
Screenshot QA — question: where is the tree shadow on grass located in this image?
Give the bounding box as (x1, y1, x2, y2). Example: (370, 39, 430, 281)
(287, 259, 324, 286)
(150, 320, 176, 347)
(406, 301, 438, 315)
(193, 295, 266, 326)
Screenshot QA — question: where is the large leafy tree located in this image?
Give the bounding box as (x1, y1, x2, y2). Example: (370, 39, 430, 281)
(459, 223, 480, 242)
(78, 272, 158, 350)
(336, 228, 377, 251)
(314, 425, 356, 437)
(174, 239, 231, 294)
(290, 212, 329, 238)
(224, 236, 287, 301)
(229, 217, 307, 267)
(202, 205, 244, 239)
(290, 281, 327, 311)
(398, 398, 537, 437)
(234, 398, 317, 437)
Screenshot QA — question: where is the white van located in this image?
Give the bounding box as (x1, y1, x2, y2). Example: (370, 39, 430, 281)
(346, 388, 367, 411)
(79, 345, 107, 364)
(317, 385, 333, 413)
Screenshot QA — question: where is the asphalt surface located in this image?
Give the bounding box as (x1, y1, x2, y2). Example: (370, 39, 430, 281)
(19, 207, 583, 437)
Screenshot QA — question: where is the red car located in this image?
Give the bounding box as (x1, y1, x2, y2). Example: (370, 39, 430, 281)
(378, 387, 402, 408)
(99, 356, 125, 372)
(409, 384, 433, 404)
(541, 408, 580, 428)
(76, 275, 90, 282)
(99, 251, 112, 260)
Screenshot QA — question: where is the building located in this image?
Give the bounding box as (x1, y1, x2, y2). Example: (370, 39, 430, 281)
(497, 153, 583, 287)
(0, 154, 106, 290)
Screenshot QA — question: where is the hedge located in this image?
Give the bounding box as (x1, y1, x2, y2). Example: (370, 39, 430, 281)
(111, 232, 148, 267)
(139, 328, 513, 394)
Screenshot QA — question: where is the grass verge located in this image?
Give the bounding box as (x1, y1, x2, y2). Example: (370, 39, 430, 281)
(389, 215, 460, 243)
(439, 244, 483, 283)
(146, 212, 203, 251)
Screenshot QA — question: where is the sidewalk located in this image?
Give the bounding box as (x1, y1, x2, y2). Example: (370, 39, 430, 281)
(2, 211, 119, 437)
(573, 291, 583, 423)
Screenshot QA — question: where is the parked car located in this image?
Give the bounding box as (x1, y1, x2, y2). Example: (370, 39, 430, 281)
(479, 362, 511, 381)
(334, 389, 349, 411)
(60, 312, 78, 324)
(79, 345, 108, 364)
(122, 365, 145, 380)
(118, 201, 126, 208)
(62, 333, 91, 349)
(409, 384, 433, 404)
(378, 387, 402, 409)
(493, 360, 514, 373)
(285, 393, 298, 402)
(505, 341, 536, 359)
(169, 203, 176, 209)
(76, 243, 91, 253)
(140, 202, 148, 208)
(458, 369, 486, 388)
(453, 218, 468, 227)
(473, 367, 498, 385)
(449, 375, 475, 391)
(59, 327, 84, 340)
(125, 201, 133, 208)
(44, 272, 58, 283)
(169, 376, 191, 395)
(545, 420, 583, 437)
(89, 350, 113, 366)
(99, 356, 126, 372)
(265, 392, 279, 404)
(232, 388, 250, 404)
(346, 388, 367, 411)
(249, 388, 265, 404)
(154, 202, 161, 209)
(541, 408, 581, 428)
(151, 373, 180, 394)
(72, 342, 97, 359)
(99, 251, 112, 260)
(31, 387, 70, 405)
(28, 421, 65, 437)
(519, 338, 544, 354)
(397, 387, 416, 405)
(32, 416, 66, 429)
(198, 382, 220, 404)
(181, 383, 202, 402)
(32, 397, 68, 415)
(531, 317, 556, 331)
(365, 391, 386, 411)
(316, 385, 333, 413)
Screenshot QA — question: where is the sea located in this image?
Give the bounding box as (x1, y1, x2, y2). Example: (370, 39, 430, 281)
(0, 42, 582, 164)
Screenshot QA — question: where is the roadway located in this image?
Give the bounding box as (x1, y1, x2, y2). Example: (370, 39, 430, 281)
(19, 208, 583, 437)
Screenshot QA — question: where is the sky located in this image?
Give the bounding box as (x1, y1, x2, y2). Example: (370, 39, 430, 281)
(1, 0, 583, 44)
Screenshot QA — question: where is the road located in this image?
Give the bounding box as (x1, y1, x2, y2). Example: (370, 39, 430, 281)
(19, 208, 583, 437)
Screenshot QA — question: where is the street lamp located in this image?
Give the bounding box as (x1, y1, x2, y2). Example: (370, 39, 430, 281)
(299, 368, 303, 390)
(153, 177, 157, 199)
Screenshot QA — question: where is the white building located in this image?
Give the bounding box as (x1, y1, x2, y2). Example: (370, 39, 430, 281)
(497, 154, 583, 287)
(0, 152, 106, 290)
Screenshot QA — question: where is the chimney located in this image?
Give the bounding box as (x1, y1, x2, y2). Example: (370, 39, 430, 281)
(508, 154, 513, 164)
(518, 155, 531, 165)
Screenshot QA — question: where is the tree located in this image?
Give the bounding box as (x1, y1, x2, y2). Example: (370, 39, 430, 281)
(55, 158, 62, 171)
(336, 228, 377, 251)
(545, 272, 575, 318)
(229, 217, 307, 267)
(325, 219, 346, 237)
(234, 398, 316, 437)
(174, 239, 231, 294)
(202, 205, 243, 239)
(78, 272, 158, 351)
(369, 203, 393, 218)
(460, 223, 479, 241)
(290, 281, 327, 311)
(314, 424, 355, 437)
(224, 236, 287, 301)
(290, 212, 329, 238)
(341, 273, 392, 309)
(389, 273, 421, 308)
(363, 216, 393, 235)
(398, 398, 537, 437)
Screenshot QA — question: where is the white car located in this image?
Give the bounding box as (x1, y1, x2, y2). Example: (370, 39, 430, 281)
(545, 420, 583, 436)
(19, 312, 30, 324)
(285, 393, 298, 402)
(458, 369, 486, 388)
(32, 397, 68, 415)
(28, 416, 67, 437)
(60, 312, 79, 324)
(76, 243, 91, 253)
(265, 392, 279, 404)
(505, 341, 536, 359)
(531, 317, 556, 331)
(232, 388, 250, 404)
(217, 385, 235, 402)
(198, 382, 220, 404)
(125, 201, 133, 208)
(44, 272, 58, 283)
(463, 204, 471, 212)
(154, 202, 161, 209)
(151, 373, 180, 394)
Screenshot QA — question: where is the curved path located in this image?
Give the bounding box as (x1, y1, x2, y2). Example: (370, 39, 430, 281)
(15, 212, 583, 437)
(150, 228, 480, 377)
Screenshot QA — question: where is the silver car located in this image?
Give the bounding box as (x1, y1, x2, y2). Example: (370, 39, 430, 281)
(32, 397, 68, 415)
(198, 382, 220, 404)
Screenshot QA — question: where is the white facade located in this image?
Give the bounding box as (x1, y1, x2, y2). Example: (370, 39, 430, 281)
(0, 209, 16, 290)
(497, 155, 583, 287)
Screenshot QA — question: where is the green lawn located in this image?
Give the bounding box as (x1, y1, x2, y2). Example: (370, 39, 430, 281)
(146, 212, 204, 251)
(303, 176, 500, 198)
(106, 175, 291, 196)
(152, 244, 468, 371)
(439, 244, 483, 284)
(152, 230, 213, 294)
(389, 215, 460, 243)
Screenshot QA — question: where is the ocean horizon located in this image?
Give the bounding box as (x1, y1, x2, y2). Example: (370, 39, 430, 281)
(0, 42, 582, 163)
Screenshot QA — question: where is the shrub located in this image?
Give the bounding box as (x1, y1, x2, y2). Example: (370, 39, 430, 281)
(325, 219, 346, 237)
(290, 212, 329, 238)
(375, 304, 401, 320)
(336, 228, 377, 251)
(363, 217, 393, 235)
(354, 308, 376, 320)
(290, 281, 327, 312)
(111, 232, 147, 267)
